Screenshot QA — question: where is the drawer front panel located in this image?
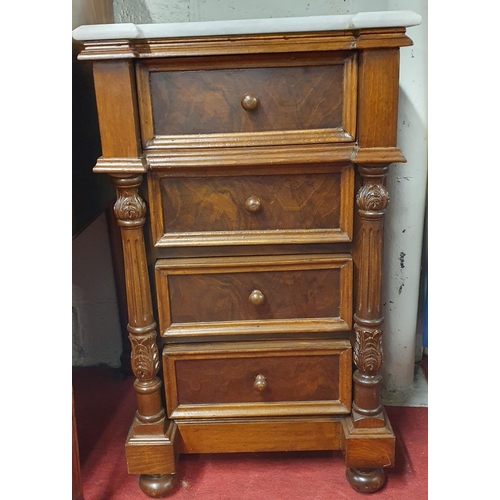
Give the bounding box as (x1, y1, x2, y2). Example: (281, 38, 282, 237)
(155, 254, 353, 338)
(175, 355, 340, 404)
(163, 340, 352, 418)
(149, 164, 354, 247)
(150, 65, 342, 135)
(168, 268, 339, 323)
(137, 52, 357, 148)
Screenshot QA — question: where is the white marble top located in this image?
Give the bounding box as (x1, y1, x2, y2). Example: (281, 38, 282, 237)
(72, 11, 421, 41)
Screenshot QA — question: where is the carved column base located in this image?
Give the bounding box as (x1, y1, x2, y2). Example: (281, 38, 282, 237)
(139, 474, 177, 498)
(342, 412, 395, 471)
(351, 407, 386, 429)
(346, 467, 385, 494)
(129, 412, 168, 436)
(125, 419, 179, 476)
(351, 370, 385, 428)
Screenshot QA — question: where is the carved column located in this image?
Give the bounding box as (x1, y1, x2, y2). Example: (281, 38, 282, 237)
(352, 165, 389, 428)
(113, 173, 178, 494)
(112, 174, 165, 430)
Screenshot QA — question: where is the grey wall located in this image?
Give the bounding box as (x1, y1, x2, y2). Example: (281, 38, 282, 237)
(73, 213, 122, 368)
(113, 0, 390, 23)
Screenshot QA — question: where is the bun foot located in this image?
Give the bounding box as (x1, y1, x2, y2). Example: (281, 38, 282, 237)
(346, 467, 385, 493)
(139, 474, 177, 498)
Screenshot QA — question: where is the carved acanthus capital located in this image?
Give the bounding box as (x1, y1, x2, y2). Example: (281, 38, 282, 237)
(356, 183, 389, 213)
(353, 323, 383, 375)
(114, 188, 147, 226)
(129, 332, 160, 381)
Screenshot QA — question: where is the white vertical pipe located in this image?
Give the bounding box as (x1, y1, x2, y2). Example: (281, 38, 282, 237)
(382, 0, 427, 390)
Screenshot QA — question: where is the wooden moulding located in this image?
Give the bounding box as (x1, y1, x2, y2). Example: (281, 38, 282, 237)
(77, 39, 139, 60)
(146, 131, 355, 151)
(77, 28, 412, 60)
(145, 144, 356, 167)
(177, 417, 344, 454)
(354, 28, 413, 49)
(144, 145, 405, 168)
(89, 146, 405, 177)
(352, 147, 406, 165)
(93, 156, 147, 174)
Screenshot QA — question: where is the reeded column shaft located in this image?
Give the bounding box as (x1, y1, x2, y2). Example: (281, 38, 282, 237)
(352, 165, 389, 427)
(112, 174, 165, 426)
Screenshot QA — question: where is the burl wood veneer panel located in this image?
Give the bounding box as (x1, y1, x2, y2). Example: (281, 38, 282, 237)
(150, 64, 343, 134)
(155, 254, 353, 337)
(163, 339, 352, 419)
(148, 164, 354, 247)
(168, 268, 339, 323)
(175, 354, 340, 404)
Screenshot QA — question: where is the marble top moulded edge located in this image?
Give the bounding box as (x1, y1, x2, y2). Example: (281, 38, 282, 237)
(72, 11, 422, 42)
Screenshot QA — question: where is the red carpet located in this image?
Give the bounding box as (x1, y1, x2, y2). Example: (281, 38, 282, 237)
(73, 366, 427, 499)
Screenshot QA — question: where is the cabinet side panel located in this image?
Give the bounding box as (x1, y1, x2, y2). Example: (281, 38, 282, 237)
(357, 49, 400, 148)
(92, 61, 141, 158)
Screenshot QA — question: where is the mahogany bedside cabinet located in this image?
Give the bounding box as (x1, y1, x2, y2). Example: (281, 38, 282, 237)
(73, 10, 421, 497)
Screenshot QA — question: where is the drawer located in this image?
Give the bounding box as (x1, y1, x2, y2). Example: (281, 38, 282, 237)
(149, 164, 354, 247)
(155, 254, 353, 338)
(136, 52, 357, 148)
(163, 339, 352, 418)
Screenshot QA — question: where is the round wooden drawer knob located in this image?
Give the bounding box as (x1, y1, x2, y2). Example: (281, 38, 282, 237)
(249, 289, 265, 306)
(241, 92, 259, 111)
(254, 374, 267, 392)
(245, 196, 261, 213)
